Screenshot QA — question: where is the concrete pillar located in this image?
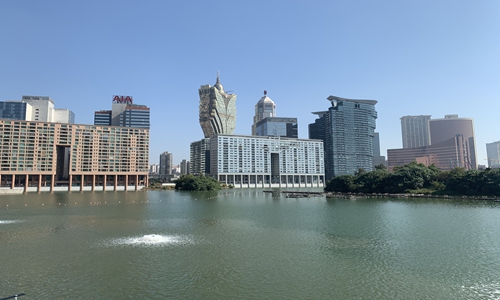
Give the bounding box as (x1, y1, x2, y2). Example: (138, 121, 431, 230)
(124, 175, 128, 191)
(80, 175, 84, 191)
(68, 174, 72, 192)
(103, 174, 106, 191)
(50, 174, 54, 192)
(11, 174, 15, 189)
(135, 175, 138, 191)
(114, 175, 117, 191)
(24, 174, 28, 193)
(38, 174, 42, 192)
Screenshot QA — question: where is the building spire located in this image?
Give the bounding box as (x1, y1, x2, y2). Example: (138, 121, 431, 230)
(216, 70, 220, 83)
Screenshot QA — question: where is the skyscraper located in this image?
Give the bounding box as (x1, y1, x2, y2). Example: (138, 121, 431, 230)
(252, 90, 276, 135)
(94, 95, 150, 129)
(180, 159, 190, 175)
(400, 115, 431, 148)
(428, 115, 477, 169)
(159, 151, 173, 176)
(309, 95, 377, 180)
(198, 74, 237, 138)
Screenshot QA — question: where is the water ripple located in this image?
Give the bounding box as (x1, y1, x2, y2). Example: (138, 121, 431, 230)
(98, 234, 193, 247)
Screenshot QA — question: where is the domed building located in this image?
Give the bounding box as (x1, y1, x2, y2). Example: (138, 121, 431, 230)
(252, 90, 276, 135)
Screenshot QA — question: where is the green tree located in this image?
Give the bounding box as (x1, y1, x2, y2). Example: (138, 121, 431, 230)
(324, 174, 355, 193)
(175, 174, 222, 191)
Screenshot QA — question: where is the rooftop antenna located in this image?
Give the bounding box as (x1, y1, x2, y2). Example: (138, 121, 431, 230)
(216, 70, 220, 83)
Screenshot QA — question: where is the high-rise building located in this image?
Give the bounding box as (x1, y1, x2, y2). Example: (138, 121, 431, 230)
(255, 117, 298, 138)
(486, 141, 500, 168)
(400, 115, 431, 148)
(0, 101, 31, 120)
(180, 159, 190, 175)
(309, 95, 377, 180)
(94, 95, 150, 129)
(0, 120, 149, 192)
(428, 115, 477, 169)
(372, 132, 387, 168)
(209, 134, 324, 188)
(0, 96, 75, 123)
(198, 74, 237, 138)
(252, 90, 276, 135)
(159, 151, 173, 176)
(190, 138, 211, 175)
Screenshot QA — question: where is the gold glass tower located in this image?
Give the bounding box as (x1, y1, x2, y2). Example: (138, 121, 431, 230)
(198, 74, 237, 138)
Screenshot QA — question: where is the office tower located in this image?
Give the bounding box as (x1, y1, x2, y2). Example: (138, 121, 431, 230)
(252, 90, 276, 135)
(190, 138, 211, 175)
(94, 95, 150, 129)
(198, 74, 237, 138)
(159, 151, 173, 176)
(180, 159, 190, 175)
(21, 95, 55, 122)
(309, 95, 377, 180)
(0, 96, 75, 123)
(486, 141, 500, 168)
(428, 115, 477, 169)
(209, 134, 324, 188)
(0, 120, 149, 192)
(400, 115, 431, 148)
(255, 117, 298, 138)
(372, 132, 387, 168)
(0, 101, 31, 120)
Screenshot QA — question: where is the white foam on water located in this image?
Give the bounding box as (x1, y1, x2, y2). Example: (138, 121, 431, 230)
(105, 234, 192, 247)
(0, 220, 23, 224)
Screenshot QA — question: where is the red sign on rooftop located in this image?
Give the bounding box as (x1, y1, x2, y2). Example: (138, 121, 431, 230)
(113, 95, 133, 104)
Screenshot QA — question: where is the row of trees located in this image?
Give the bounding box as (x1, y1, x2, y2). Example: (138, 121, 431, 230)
(325, 162, 500, 196)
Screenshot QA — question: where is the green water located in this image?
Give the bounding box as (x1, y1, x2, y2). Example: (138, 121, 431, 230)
(1, 190, 500, 299)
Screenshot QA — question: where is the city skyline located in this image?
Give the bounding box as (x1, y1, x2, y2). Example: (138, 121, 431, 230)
(1, 1, 499, 165)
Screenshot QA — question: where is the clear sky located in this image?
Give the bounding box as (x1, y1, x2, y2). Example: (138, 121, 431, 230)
(1, 0, 499, 165)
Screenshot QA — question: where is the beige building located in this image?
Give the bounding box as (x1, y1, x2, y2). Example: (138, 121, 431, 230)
(387, 135, 471, 171)
(0, 119, 149, 193)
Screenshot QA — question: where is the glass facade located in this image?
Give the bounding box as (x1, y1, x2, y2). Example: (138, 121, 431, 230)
(310, 96, 377, 180)
(256, 117, 298, 138)
(198, 76, 237, 138)
(0, 101, 29, 120)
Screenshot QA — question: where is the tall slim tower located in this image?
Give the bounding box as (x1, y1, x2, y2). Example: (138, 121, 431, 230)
(486, 141, 500, 168)
(400, 115, 431, 148)
(198, 74, 237, 138)
(252, 90, 276, 135)
(309, 95, 377, 180)
(159, 151, 173, 176)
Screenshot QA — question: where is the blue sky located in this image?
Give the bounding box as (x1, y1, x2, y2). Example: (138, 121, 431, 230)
(1, 0, 499, 165)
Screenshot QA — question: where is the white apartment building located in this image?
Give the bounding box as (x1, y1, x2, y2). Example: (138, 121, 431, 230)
(210, 134, 324, 188)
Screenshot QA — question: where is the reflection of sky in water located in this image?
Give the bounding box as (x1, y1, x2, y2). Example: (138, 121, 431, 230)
(102, 234, 192, 247)
(0, 220, 23, 224)
(462, 282, 500, 299)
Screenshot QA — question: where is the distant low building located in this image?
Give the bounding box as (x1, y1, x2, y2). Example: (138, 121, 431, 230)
(388, 135, 472, 171)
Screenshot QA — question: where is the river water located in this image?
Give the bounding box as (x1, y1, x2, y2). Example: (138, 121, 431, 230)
(1, 189, 500, 299)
